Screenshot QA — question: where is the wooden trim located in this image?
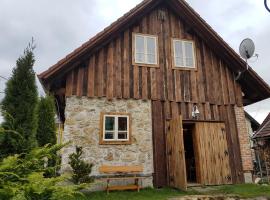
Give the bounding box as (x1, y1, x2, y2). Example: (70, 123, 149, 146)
(99, 112, 132, 145)
(171, 38, 197, 71)
(132, 32, 160, 68)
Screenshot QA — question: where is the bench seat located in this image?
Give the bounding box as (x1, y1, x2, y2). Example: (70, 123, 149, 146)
(99, 165, 144, 193)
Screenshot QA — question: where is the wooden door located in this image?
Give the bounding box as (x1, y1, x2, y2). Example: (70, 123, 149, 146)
(194, 122, 232, 185)
(166, 115, 187, 190)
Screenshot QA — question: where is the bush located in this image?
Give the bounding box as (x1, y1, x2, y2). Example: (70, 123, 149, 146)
(0, 143, 85, 200)
(69, 146, 94, 184)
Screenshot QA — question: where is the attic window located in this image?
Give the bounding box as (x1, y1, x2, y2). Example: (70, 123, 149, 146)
(100, 113, 131, 145)
(133, 33, 158, 66)
(172, 39, 196, 69)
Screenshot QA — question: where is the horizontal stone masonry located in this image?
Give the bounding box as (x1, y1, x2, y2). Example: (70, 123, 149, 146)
(62, 97, 154, 189)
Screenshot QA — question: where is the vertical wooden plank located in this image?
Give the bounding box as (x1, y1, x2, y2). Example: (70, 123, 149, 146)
(152, 101, 167, 187)
(149, 10, 158, 100)
(225, 67, 236, 104)
(180, 102, 186, 119)
(76, 66, 84, 97)
(204, 102, 211, 120)
(140, 14, 149, 100)
(173, 13, 182, 102)
(171, 102, 179, 118)
(72, 68, 78, 96)
(235, 82, 243, 106)
(87, 56, 95, 97)
(97, 49, 104, 97)
(219, 60, 229, 104)
(133, 26, 140, 99)
(164, 8, 174, 101)
(196, 38, 206, 102)
(190, 70, 198, 102)
(201, 42, 210, 102)
(157, 11, 165, 101)
(114, 38, 122, 98)
(66, 70, 74, 97)
(123, 30, 130, 98)
(83, 65, 88, 96)
(213, 104, 219, 121)
(210, 52, 219, 104)
(106, 42, 114, 99)
(164, 101, 172, 120)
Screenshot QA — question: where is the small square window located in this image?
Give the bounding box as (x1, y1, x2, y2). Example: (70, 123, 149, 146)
(172, 39, 196, 69)
(134, 34, 158, 66)
(100, 113, 131, 144)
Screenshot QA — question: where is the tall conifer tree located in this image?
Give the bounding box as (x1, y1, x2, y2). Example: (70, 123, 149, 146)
(36, 95, 57, 147)
(0, 43, 38, 157)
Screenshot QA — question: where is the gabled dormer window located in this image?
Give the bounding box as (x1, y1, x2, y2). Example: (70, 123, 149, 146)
(172, 39, 196, 69)
(133, 33, 158, 66)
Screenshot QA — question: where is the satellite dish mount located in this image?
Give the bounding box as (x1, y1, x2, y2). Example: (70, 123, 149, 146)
(235, 38, 256, 81)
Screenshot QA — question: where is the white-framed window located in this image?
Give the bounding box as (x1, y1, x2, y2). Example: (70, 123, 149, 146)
(134, 34, 158, 65)
(102, 113, 130, 143)
(172, 39, 196, 68)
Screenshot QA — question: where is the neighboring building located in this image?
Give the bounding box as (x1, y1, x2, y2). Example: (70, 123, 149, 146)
(38, 0, 270, 190)
(245, 111, 260, 167)
(253, 113, 270, 176)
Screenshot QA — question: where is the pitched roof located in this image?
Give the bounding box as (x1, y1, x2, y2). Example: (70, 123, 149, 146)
(253, 113, 270, 139)
(38, 0, 270, 105)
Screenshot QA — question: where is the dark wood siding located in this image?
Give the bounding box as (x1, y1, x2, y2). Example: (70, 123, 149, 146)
(64, 4, 244, 186)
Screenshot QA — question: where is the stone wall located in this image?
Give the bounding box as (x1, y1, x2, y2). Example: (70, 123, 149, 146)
(62, 97, 154, 188)
(234, 106, 253, 183)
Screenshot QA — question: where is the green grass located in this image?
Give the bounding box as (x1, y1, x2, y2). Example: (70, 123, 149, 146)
(207, 184, 270, 198)
(75, 187, 198, 200)
(71, 184, 270, 200)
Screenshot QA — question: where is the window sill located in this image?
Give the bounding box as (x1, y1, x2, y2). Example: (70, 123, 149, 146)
(99, 140, 132, 145)
(133, 63, 159, 68)
(172, 66, 197, 71)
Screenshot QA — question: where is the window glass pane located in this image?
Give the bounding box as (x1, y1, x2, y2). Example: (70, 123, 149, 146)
(146, 37, 156, 55)
(135, 53, 145, 63)
(105, 116, 115, 131)
(184, 42, 194, 67)
(118, 132, 127, 140)
(105, 131, 114, 139)
(175, 58, 183, 67)
(135, 35, 144, 53)
(118, 117, 128, 131)
(174, 41, 184, 66)
(147, 54, 156, 64)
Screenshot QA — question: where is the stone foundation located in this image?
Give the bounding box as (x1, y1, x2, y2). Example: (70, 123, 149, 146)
(62, 97, 154, 188)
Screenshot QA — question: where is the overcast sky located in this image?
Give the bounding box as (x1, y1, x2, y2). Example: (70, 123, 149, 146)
(0, 0, 269, 123)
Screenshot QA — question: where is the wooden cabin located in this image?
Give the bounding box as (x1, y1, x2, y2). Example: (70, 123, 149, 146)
(38, 0, 270, 190)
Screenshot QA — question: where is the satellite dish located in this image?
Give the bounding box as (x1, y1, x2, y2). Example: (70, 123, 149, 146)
(235, 38, 256, 81)
(239, 38, 255, 60)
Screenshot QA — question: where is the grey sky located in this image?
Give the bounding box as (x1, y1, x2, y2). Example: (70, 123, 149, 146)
(0, 0, 269, 123)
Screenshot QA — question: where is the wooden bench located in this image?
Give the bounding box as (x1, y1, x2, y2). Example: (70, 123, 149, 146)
(99, 165, 144, 193)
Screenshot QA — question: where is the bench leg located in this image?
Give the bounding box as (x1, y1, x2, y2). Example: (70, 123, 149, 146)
(106, 179, 110, 194)
(135, 178, 139, 192)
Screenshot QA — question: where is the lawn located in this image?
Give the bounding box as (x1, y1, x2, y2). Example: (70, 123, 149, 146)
(72, 184, 270, 200)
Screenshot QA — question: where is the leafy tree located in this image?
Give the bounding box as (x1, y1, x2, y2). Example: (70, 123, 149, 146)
(0, 42, 38, 157)
(36, 95, 57, 147)
(69, 146, 93, 184)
